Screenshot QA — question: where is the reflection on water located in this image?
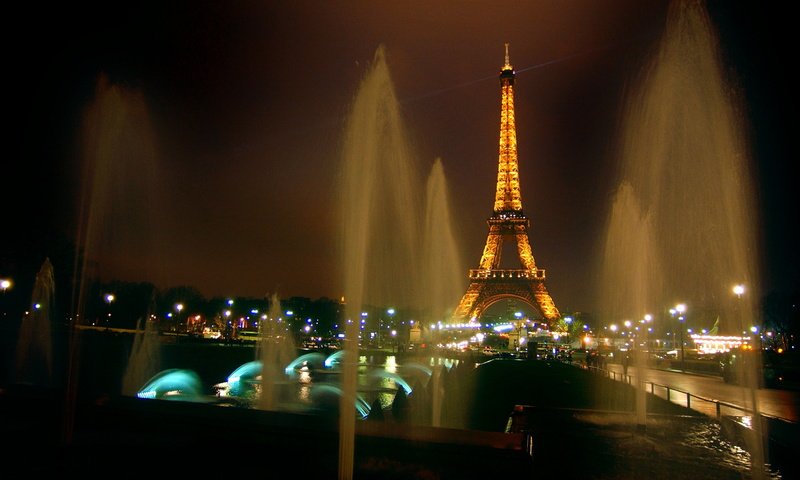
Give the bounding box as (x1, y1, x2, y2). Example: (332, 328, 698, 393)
(567, 413, 783, 479)
(683, 420, 752, 474)
(685, 419, 782, 479)
(197, 352, 467, 417)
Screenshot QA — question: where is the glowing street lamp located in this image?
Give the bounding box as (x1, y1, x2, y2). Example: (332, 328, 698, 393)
(750, 325, 762, 352)
(0, 278, 11, 318)
(642, 314, 653, 350)
(675, 303, 686, 369)
(104, 293, 115, 328)
(384, 308, 395, 348)
(176, 303, 184, 332)
(733, 285, 758, 350)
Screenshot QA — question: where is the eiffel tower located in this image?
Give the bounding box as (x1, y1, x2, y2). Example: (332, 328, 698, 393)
(452, 44, 560, 324)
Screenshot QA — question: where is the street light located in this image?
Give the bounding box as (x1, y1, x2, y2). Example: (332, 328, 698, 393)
(669, 308, 677, 350)
(1, 278, 12, 318)
(104, 293, 115, 328)
(386, 308, 395, 348)
(675, 303, 686, 370)
(733, 284, 755, 350)
(176, 303, 184, 332)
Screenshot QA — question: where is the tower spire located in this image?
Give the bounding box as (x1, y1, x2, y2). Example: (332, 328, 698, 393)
(495, 42, 521, 213)
(452, 46, 560, 324)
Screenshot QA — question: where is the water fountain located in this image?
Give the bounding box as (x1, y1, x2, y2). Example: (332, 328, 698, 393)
(597, 0, 766, 474)
(6, 17, 780, 476)
(136, 368, 204, 400)
(63, 72, 169, 442)
(422, 158, 466, 427)
(338, 44, 420, 479)
(13, 258, 56, 388)
(337, 44, 468, 478)
(255, 293, 296, 411)
(121, 312, 161, 397)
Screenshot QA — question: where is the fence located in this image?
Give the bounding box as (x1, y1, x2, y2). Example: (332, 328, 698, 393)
(588, 364, 762, 421)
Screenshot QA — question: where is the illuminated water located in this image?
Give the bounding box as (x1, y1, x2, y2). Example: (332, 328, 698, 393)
(136, 368, 204, 401)
(13, 258, 55, 387)
(121, 314, 161, 396)
(71, 74, 168, 310)
(143, 349, 466, 421)
(11, 4, 770, 476)
(337, 44, 466, 478)
(255, 293, 296, 411)
(597, 0, 766, 474)
(62, 73, 169, 441)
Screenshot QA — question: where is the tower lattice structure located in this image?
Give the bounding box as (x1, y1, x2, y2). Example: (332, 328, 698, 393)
(452, 44, 560, 324)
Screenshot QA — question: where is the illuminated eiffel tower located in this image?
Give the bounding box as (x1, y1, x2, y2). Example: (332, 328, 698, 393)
(452, 44, 560, 324)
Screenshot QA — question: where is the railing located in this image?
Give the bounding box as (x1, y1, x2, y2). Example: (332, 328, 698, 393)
(586, 364, 761, 421)
(574, 361, 797, 477)
(468, 268, 545, 280)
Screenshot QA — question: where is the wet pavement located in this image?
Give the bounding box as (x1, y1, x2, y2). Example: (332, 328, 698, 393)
(602, 362, 800, 422)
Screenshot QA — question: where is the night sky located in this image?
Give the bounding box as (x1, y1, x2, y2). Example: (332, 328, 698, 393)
(4, 1, 795, 315)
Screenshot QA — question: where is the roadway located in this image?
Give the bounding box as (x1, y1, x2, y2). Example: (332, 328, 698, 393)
(601, 362, 799, 423)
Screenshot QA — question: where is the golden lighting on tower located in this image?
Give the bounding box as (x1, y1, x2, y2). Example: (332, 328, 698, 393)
(453, 44, 560, 324)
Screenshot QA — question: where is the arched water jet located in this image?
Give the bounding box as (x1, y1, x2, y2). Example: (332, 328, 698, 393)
(226, 360, 262, 398)
(367, 369, 412, 395)
(324, 350, 345, 369)
(284, 352, 327, 377)
(312, 384, 371, 419)
(137, 368, 203, 401)
(400, 361, 433, 379)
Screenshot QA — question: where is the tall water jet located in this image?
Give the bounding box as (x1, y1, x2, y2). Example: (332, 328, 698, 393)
(338, 45, 424, 479)
(598, 182, 661, 428)
(121, 313, 161, 397)
(422, 157, 465, 426)
(14, 258, 56, 387)
(256, 293, 296, 410)
(65, 73, 168, 441)
(422, 158, 465, 327)
(71, 74, 168, 306)
(598, 0, 764, 471)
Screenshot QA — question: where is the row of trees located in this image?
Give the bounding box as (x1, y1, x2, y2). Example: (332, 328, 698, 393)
(2, 249, 798, 348)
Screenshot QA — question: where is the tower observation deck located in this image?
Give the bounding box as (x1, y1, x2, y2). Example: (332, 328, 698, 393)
(452, 44, 560, 324)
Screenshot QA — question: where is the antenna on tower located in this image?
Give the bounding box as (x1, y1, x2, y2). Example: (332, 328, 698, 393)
(504, 42, 511, 69)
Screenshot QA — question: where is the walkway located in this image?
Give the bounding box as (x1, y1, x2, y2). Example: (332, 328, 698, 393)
(599, 362, 799, 423)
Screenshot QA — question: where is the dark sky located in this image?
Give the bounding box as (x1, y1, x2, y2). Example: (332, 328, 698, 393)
(4, 1, 795, 314)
